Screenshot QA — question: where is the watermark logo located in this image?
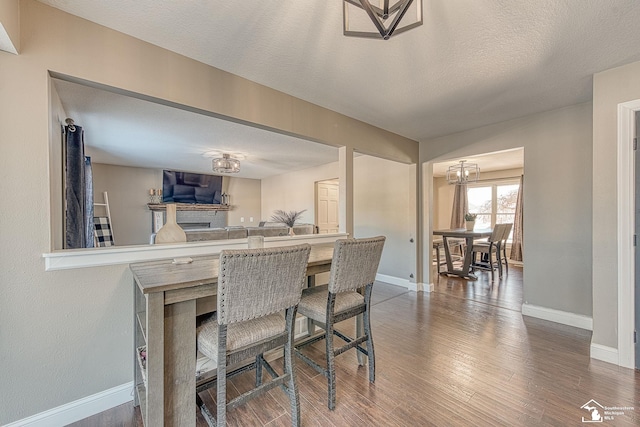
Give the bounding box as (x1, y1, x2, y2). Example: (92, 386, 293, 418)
(581, 400, 603, 423)
(580, 399, 635, 423)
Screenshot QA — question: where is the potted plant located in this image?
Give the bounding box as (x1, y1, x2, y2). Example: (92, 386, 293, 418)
(270, 209, 307, 235)
(464, 213, 477, 231)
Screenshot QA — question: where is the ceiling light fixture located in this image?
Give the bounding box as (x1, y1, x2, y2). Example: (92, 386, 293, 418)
(343, 0, 423, 40)
(446, 161, 480, 185)
(212, 154, 240, 174)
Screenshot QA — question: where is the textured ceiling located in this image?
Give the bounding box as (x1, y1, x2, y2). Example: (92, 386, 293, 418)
(42, 1, 640, 176)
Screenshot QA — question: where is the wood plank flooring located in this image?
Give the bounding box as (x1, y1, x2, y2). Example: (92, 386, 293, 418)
(69, 267, 640, 426)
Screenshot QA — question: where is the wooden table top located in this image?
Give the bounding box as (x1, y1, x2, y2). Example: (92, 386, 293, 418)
(130, 242, 335, 294)
(433, 228, 493, 238)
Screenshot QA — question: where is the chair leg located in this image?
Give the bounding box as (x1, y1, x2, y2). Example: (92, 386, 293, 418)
(255, 354, 263, 387)
(364, 285, 375, 383)
(503, 246, 509, 274)
(489, 252, 495, 281)
(217, 325, 228, 427)
(325, 296, 337, 410)
(284, 307, 301, 426)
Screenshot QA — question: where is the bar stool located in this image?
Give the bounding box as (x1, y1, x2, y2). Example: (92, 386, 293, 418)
(196, 244, 311, 426)
(294, 236, 385, 410)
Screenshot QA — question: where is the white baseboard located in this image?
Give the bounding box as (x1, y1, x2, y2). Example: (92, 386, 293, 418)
(375, 273, 411, 289)
(409, 282, 434, 292)
(590, 343, 619, 365)
(5, 382, 133, 427)
(521, 303, 593, 331)
(373, 274, 432, 293)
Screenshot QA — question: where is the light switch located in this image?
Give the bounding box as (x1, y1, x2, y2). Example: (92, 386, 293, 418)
(240, 217, 245, 223)
(250, 217, 254, 222)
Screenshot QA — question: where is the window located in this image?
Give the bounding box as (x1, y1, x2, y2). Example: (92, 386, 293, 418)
(467, 180, 519, 240)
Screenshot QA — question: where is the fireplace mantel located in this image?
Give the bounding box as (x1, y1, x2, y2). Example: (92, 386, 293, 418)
(147, 203, 230, 212)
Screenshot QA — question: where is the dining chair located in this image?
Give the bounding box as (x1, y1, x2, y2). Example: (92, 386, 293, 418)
(497, 223, 513, 275)
(196, 244, 311, 427)
(294, 236, 385, 410)
(471, 224, 505, 280)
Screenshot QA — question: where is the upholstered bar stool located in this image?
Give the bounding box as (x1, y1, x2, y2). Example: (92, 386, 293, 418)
(294, 236, 385, 410)
(196, 244, 311, 427)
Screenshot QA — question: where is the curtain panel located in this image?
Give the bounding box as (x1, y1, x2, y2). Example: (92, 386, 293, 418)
(64, 124, 94, 249)
(510, 175, 524, 261)
(450, 183, 468, 229)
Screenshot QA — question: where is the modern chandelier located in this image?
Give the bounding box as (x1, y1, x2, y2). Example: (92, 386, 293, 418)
(212, 154, 240, 174)
(446, 161, 480, 185)
(343, 0, 423, 40)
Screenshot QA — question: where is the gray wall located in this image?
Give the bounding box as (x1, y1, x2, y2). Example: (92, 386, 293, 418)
(354, 155, 417, 281)
(421, 102, 593, 316)
(92, 164, 161, 245)
(262, 156, 417, 281)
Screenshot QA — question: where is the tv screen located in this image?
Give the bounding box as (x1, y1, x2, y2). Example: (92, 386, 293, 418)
(162, 170, 223, 204)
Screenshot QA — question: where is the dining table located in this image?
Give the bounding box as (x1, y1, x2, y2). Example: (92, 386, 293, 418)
(433, 228, 493, 280)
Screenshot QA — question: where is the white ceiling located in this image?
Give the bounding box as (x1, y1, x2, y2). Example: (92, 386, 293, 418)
(43, 1, 640, 175)
(53, 79, 338, 179)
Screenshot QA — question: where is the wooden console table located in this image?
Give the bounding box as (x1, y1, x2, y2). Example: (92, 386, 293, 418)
(131, 243, 335, 426)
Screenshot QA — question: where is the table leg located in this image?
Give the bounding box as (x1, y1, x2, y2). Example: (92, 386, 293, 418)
(442, 236, 455, 273)
(460, 236, 478, 280)
(438, 235, 479, 280)
(164, 300, 196, 426)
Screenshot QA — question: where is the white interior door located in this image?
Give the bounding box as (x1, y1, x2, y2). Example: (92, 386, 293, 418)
(316, 180, 339, 234)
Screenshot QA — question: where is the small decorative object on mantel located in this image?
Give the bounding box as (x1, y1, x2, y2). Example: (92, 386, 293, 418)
(155, 203, 186, 244)
(148, 188, 162, 203)
(464, 213, 477, 231)
(270, 209, 307, 236)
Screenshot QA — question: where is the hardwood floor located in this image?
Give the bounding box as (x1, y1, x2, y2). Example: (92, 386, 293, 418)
(433, 263, 523, 311)
(69, 272, 639, 426)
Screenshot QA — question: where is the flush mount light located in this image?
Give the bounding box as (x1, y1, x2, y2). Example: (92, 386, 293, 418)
(343, 0, 423, 40)
(212, 154, 240, 174)
(446, 160, 480, 185)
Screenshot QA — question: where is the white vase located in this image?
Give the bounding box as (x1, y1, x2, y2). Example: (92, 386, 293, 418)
(155, 204, 186, 244)
(465, 221, 475, 231)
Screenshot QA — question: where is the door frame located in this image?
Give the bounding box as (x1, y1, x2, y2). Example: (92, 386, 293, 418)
(616, 99, 640, 368)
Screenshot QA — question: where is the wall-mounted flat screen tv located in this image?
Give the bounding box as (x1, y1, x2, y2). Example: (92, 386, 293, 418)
(162, 170, 223, 204)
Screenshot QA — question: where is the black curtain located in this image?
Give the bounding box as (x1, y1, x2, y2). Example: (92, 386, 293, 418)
(65, 124, 94, 248)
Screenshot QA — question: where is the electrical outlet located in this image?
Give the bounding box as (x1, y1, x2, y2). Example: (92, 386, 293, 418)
(250, 217, 254, 222)
(240, 217, 245, 223)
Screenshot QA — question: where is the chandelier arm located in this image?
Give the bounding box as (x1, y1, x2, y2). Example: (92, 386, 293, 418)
(344, 0, 365, 10)
(386, 0, 415, 38)
(343, 0, 423, 39)
(358, 0, 389, 38)
(389, 19, 423, 35)
(366, 1, 405, 18)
